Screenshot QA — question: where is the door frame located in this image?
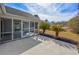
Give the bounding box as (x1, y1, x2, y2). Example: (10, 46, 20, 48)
(0, 18, 1, 40)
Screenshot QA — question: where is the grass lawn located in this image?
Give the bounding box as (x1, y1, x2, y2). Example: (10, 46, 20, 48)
(40, 30, 79, 43)
(39, 30, 79, 52)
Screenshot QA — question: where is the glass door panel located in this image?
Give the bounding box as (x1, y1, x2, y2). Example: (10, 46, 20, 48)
(30, 21, 34, 33)
(13, 20, 21, 39)
(0, 18, 12, 41)
(35, 22, 38, 33)
(23, 21, 29, 37)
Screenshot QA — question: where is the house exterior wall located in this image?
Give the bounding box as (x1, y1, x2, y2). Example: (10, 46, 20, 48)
(0, 17, 40, 41)
(0, 4, 41, 41)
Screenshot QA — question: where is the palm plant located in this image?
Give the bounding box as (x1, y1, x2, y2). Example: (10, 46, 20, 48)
(40, 22, 50, 34)
(51, 24, 64, 37)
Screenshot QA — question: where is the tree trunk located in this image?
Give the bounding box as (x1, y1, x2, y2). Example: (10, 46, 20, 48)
(56, 32, 59, 37)
(43, 29, 45, 34)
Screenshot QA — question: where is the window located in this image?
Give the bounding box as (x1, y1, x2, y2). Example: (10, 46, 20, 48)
(1, 18, 12, 41)
(30, 21, 34, 32)
(35, 22, 38, 33)
(13, 20, 21, 39)
(23, 22, 29, 36)
(30, 21, 34, 27)
(35, 22, 38, 29)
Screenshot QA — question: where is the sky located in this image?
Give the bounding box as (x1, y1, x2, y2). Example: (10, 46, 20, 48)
(5, 3, 79, 22)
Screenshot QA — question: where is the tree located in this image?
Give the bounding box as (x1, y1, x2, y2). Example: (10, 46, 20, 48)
(51, 24, 64, 37)
(40, 22, 50, 34)
(68, 16, 79, 34)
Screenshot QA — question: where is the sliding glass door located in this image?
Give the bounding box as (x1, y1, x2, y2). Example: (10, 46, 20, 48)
(13, 20, 21, 39)
(30, 21, 34, 33)
(22, 21, 29, 38)
(0, 18, 12, 41)
(35, 22, 38, 33)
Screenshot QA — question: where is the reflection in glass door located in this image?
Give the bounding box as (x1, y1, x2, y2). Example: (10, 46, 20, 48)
(13, 20, 21, 39)
(1, 18, 12, 41)
(35, 22, 38, 33)
(30, 21, 34, 33)
(23, 21, 29, 38)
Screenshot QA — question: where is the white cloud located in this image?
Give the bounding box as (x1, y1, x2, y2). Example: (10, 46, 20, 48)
(24, 3, 78, 22)
(36, 3, 51, 7)
(38, 12, 77, 22)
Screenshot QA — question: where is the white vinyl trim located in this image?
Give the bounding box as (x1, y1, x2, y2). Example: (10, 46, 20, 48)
(12, 18, 13, 40)
(0, 19, 1, 40)
(21, 20, 23, 38)
(34, 21, 35, 33)
(29, 21, 30, 33)
(37, 23, 39, 34)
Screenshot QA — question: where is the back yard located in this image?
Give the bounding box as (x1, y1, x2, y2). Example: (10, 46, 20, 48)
(43, 30, 79, 43)
(40, 30, 79, 52)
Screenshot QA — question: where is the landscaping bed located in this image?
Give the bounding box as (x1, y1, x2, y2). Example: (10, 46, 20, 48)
(39, 32, 79, 45)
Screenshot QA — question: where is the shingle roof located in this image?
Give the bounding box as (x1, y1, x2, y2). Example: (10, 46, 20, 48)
(0, 4, 41, 22)
(5, 6, 34, 17)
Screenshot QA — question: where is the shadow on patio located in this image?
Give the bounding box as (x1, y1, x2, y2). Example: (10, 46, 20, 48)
(0, 37, 41, 55)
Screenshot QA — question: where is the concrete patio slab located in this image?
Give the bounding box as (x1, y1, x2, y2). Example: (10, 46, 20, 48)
(0, 38, 41, 55)
(21, 36, 78, 55)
